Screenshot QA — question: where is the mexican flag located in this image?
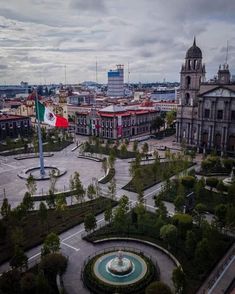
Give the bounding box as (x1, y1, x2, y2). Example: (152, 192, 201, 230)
(36, 101, 68, 128)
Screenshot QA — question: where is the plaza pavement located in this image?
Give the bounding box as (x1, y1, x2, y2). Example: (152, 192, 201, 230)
(1, 135, 226, 294)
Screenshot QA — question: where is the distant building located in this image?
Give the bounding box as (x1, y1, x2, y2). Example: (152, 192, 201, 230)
(0, 114, 31, 140)
(0, 82, 29, 98)
(151, 87, 176, 101)
(68, 92, 95, 105)
(107, 65, 124, 98)
(75, 104, 159, 139)
(176, 38, 235, 155)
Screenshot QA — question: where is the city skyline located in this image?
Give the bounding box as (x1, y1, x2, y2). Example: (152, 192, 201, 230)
(0, 0, 235, 84)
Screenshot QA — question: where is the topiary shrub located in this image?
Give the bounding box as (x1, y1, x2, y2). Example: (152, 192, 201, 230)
(145, 281, 172, 294)
(216, 180, 227, 193)
(40, 253, 68, 280)
(20, 272, 37, 293)
(181, 176, 196, 189)
(206, 177, 219, 189)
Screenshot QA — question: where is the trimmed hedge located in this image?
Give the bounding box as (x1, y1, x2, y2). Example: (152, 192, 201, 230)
(99, 168, 115, 184)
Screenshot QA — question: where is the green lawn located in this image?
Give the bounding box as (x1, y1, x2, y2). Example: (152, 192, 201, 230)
(123, 161, 193, 192)
(84, 144, 136, 159)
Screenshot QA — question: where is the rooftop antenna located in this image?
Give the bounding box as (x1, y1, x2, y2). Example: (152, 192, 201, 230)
(225, 40, 229, 65)
(95, 57, 98, 83)
(64, 65, 67, 86)
(128, 61, 130, 87)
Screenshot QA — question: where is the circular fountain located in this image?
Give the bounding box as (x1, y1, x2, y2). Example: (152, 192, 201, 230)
(107, 250, 133, 276)
(223, 167, 235, 186)
(83, 248, 156, 293)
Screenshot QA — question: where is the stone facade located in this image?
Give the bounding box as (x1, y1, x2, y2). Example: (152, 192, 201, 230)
(176, 39, 235, 155)
(75, 105, 158, 140)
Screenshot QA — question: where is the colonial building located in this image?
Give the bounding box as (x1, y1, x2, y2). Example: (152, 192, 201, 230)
(0, 114, 31, 140)
(75, 104, 159, 140)
(176, 38, 235, 155)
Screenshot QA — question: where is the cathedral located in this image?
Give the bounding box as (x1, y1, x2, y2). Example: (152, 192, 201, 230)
(176, 38, 235, 155)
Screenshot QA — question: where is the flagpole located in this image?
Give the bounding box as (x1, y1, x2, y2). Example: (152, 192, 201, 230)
(35, 89, 45, 176)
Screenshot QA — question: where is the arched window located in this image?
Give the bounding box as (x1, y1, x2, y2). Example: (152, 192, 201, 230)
(193, 60, 197, 69)
(185, 93, 190, 105)
(185, 76, 191, 89)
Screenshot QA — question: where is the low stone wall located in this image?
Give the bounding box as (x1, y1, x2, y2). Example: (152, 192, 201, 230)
(93, 237, 181, 269)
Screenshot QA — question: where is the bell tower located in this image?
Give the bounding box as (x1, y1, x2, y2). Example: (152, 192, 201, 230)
(179, 37, 206, 106)
(176, 38, 206, 145)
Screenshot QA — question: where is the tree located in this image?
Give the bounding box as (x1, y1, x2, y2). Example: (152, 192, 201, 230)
(87, 183, 96, 200)
(142, 142, 149, 157)
(40, 253, 67, 280)
(35, 271, 51, 293)
(11, 227, 24, 249)
(214, 204, 227, 230)
(134, 202, 147, 226)
(146, 281, 172, 294)
(84, 213, 97, 232)
(55, 194, 67, 219)
(155, 199, 168, 220)
(108, 149, 116, 169)
(41, 232, 60, 256)
(194, 178, 205, 201)
(172, 267, 185, 294)
(20, 273, 37, 293)
(113, 195, 129, 230)
(26, 174, 37, 195)
(132, 140, 138, 152)
(152, 156, 160, 180)
(49, 169, 58, 193)
(1, 197, 11, 219)
(206, 177, 219, 191)
(22, 191, 34, 211)
(70, 172, 85, 203)
(151, 116, 164, 134)
(0, 269, 21, 294)
(166, 110, 176, 128)
(104, 202, 113, 224)
(10, 246, 28, 271)
(172, 213, 193, 239)
(174, 195, 185, 213)
(120, 143, 128, 157)
(102, 157, 108, 175)
(181, 176, 196, 190)
(194, 238, 211, 272)
(38, 202, 48, 228)
(185, 230, 197, 257)
(108, 178, 116, 200)
(160, 224, 177, 249)
(132, 167, 144, 202)
(46, 189, 55, 209)
(193, 203, 206, 226)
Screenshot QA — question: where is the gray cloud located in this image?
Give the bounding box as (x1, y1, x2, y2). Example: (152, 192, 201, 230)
(0, 0, 235, 83)
(70, 0, 107, 13)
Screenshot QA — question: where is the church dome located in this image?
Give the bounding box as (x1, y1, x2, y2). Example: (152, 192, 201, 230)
(186, 38, 202, 59)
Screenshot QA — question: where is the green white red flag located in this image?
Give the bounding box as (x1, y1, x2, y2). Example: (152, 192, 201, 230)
(36, 101, 68, 128)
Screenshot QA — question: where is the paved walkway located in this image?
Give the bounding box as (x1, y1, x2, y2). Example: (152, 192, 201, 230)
(63, 239, 177, 294)
(0, 136, 219, 294)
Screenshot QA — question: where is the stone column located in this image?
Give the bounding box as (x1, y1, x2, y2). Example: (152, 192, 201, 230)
(187, 123, 190, 144)
(221, 126, 225, 154)
(176, 122, 179, 142)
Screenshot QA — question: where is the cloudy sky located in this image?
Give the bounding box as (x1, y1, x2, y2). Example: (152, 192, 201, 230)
(0, 0, 235, 84)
